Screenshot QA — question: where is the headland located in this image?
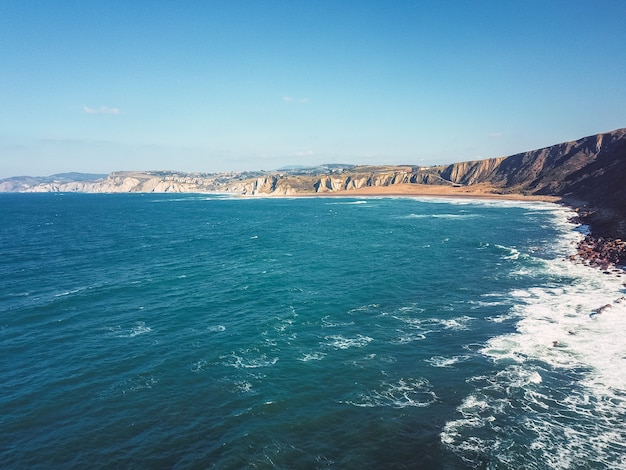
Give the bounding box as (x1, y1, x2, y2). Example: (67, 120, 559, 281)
(2, 128, 625, 267)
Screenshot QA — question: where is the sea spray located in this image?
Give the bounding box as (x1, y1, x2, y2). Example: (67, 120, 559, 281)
(1, 193, 624, 468)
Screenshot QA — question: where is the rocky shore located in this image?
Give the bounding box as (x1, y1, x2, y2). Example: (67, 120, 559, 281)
(566, 205, 626, 272)
(571, 234, 626, 272)
(2, 127, 625, 272)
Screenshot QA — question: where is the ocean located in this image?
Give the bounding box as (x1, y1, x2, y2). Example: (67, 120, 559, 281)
(1, 193, 625, 469)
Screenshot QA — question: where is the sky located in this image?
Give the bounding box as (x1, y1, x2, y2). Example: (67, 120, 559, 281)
(1, 0, 625, 178)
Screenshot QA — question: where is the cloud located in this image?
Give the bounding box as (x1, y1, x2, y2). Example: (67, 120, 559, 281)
(282, 96, 309, 104)
(291, 150, 315, 157)
(39, 136, 115, 146)
(83, 105, 121, 115)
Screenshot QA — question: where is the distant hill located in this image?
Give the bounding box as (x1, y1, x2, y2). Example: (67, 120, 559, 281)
(276, 164, 354, 172)
(49, 172, 109, 182)
(0, 173, 107, 192)
(2, 128, 625, 240)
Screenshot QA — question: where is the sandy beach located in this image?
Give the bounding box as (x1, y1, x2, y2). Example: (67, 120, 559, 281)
(287, 183, 562, 203)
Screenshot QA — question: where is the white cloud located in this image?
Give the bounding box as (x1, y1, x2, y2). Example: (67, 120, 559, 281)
(282, 96, 309, 104)
(291, 150, 315, 157)
(83, 105, 121, 115)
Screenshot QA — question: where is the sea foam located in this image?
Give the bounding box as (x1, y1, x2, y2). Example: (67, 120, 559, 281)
(441, 205, 626, 468)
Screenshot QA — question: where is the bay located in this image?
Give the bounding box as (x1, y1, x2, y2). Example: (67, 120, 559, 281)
(1, 193, 625, 468)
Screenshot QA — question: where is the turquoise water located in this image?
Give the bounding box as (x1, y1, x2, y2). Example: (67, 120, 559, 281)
(1, 193, 625, 468)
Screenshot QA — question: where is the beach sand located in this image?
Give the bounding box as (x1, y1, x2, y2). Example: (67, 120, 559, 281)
(289, 183, 562, 203)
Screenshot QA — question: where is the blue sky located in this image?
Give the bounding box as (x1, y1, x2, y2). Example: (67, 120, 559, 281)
(1, 1, 625, 178)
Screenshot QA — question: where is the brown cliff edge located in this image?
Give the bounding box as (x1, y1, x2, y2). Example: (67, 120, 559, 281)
(2, 128, 625, 268)
(285, 127, 626, 269)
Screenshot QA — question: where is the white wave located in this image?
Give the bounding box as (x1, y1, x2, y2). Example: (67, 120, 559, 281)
(114, 321, 152, 338)
(482, 264, 626, 376)
(438, 316, 475, 330)
(207, 324, 226, 332)
(404, 213, 433, 219)
(321, 315, 355, 328)
(395, 304, 424, 314)
(232, 380, 254, 394)
(509, 267, 534, 276)
(221, 351, 279, 369)
(298, 351, 327, 362)
(494, 244, 522, 260)
(404, 213, 480, 219)
(468, 298, 510, 308)
(485, 311, 518, 323)
(425, 355, 470, 368)
(408, 197, 560, 211)
(509, 288, 532, 298)
(442, 361, 626, 468)
(344, 377, 437, 408)
(393, 331, 427, 344)
(347, 303, 380, 314)
(148, 194, 237, 203)
(54, 288, 81, 297)
(273, 318, 295, 332)
(442, 205, 626, 467)
(190, 359, 208, 373)
(326, 200, 368, 205)
(397, 315, 475, 332)
(323, 334, 373, 349)
(6, 291, 31, 298)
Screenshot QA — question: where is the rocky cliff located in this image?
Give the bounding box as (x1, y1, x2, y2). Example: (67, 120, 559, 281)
(493, 129, 626, 239)
(2, 128, 626, 240)
(227, 127, 626, 204)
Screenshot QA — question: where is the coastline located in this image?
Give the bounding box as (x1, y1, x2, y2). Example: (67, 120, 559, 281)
(265, 183, 562, 203)
(5, 183, 623, 269)
(259, 183, 625, 271)
(5, 192, 625, 467)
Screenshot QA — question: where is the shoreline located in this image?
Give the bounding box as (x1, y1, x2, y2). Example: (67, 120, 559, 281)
(7, 184, 624, 269)
(256, 184, 625, 271)
(262, 183, 562, 203)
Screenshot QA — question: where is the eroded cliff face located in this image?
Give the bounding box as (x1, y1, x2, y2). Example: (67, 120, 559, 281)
(11, 171, 229, 194)
(439, 157, 506, 186)
(489, 128, 626, 196)
(3, 128, 626, 263)
(229, 128, 623, 198)
(3, 128, 625, 221)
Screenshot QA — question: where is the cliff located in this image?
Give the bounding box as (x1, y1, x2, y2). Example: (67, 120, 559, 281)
(493, 129, 626, 239)
(2, 128, 626, 240)
(225, 127, 626, 207)
(0, 172, 108, 192)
